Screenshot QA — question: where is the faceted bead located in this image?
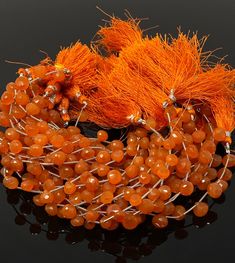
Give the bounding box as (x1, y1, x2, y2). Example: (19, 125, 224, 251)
(28, 144, 43, 157)
(111, 149, 124, 162)
(222, 154, 235, 168)
(193, 202, 208, 217)
(152, 214, 168, 228)
(107, 170, 122, 185)
(15, 76, 29, 90)
(213, 127, 226, 141)
(207, 183, 222, 199)
(125, 164, 139, 178)
(129, 193, 142, 206)
(97, 130, 108, 142)
(15, 92, 29, 105)
(64, 181, 77, 195)
(166, 154, 178, 166)
(138, 199, 154, 214)
(180, 181, 194, 196)
(3, 176, 19, 189)
(199, 150, 212, 165)
(61, 204, 77, 219)
(100, 191, 113, 204)
(96, 150, 111, 164)
(192, 130, 206, 143)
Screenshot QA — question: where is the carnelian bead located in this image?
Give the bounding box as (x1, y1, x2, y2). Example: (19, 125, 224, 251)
(180, 181, 194, 196)
(1, 91, 14, 105)
(85, 210, 99, 222)
(173, 205, 186, 220)
(166, 154, 178, 166)
(34, 134, 48, 146)
(5, 128, 20, 141)
(0, 112, 10, 127)
(189, 172, 203, 185)
(0, 139, 9, 154)
(51, 151, 66, 165)
(50, 134, 65, 148)
(25, 124, 39, 136)
(43, 179, 55, 191)
(3, 176, 19, 189)
(15, 91, 29, 105)
(96, 150, 111, 164)
(153, 199, 165, 213)
(61, 204, 77, 219)
(70, 216, 84, 227)
(21, 179, 34, 192)
(125, 164, 139, 178)
(213, 127, 226, 141)
(110, 140, 124, 151)
(145, 117, 157, 130)
(152, 214, 168, 228)
(198, 176, 210, 191)
(211, 154, 222, 167)
(207, 183, 222, 199)
(97, 130, 108, 142)
(129, 193, 142, 206)
(133, 156, 144, 166)
(126, 144, 137, 156)
(186, 144, 199, 159)
(123, 187, 135, 201)
(107, 169, 122, 185)
(217, 180, 228, 192)
(201, 140, 216, 154)
(53, 189, 66, 204)
(222, 154, 235, 168)
(59, 165, 74, 179)
(139, 137, 150, 149)
(159, 185, 171, 200)
(28, 144, 43, 157)
(9, 140, 22, 154)
(122, 214, 139, 230)
(193, 202, 208, 217)
(217, 168, 232, 181)
(15, 76, 29, 90)
(26, 102, 40, 115)
(111, 149, 124, 162)
(36, 121, 49, 133)
(40, 191, 55, 204)
(156, 166, 170, 179)
(163, 138, 175, 150)
(192, 130, 206, 143)
(176, 158, 191, 174)
(61, 141, 74, 154)
(85, 176, 99, 192)
(163, 202, 175, 216)
(78, 136, 91, 148)
(96, 164, 109, 177)
(199, 150, 212, 164)
(6, 82, 16, 91)
(139, 172, 151, 185)
(64, 181, 77, 195)
(10, 158, 23, 171)
(68, 191, 81, 205)
(138, 199, 154, 214)
(100, 191, 113, 204)
(171, 131, 183, 145)
(33, 195, 44, 207)
(1, 155, 11, 168)
(45, 204, 58, 216)
(207, 168, 217, 180)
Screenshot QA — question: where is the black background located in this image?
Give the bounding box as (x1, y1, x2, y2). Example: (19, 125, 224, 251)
(0, 1, 235, 263)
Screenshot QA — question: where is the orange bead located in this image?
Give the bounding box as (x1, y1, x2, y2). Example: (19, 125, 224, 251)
(64, 181, 77, 195)
(9, 140, 22, 154)
(1, 91, 14, 105)
(51, 151, 66, 165)
(193, 202, 208, 217)
(180, 181, 194, 196)
(107, 169, 122, 185)
(111, 149, 124, 162)
(207, 183, 222, 199)
(3, 176, 19, 189)
(59, 165, 74, 179)
(15, 76, 29, 90)
(5, 128, 20, 141)
(159, 185, 171, 200)
(152, 214, 168, 228)
(138, 199, 154, 214)
(85, 176, 99, 192)
(156, 166, 170, 179)
(45, 204, 58, 216)
(28, 144, 43, 157)
(129, 193, 142, 206)
(26, 102, 41, 115)
(61, 204, 77, 219)
(139, 172, 151, 184)
(49, 134, 65, 148)
(100, 191, 113, 204)
(125, 164, 139, 178)
(96, 150, 111, 164)
(192, 130, 206, 143)
(97, 130, 108, 142)
(21, 179, 35, 192)
(34, 134, 48, 146)
(15, 91, 29, 105)
(222, 154, 235, 168)
(166, 154, 179, 166)
(199, 150, 212, 165)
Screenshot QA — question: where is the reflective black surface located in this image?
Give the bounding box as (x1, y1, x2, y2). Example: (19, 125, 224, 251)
(0, 1, 235, 262)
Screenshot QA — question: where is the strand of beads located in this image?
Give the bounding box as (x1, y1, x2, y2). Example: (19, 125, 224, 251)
(0, 75, 234, 230)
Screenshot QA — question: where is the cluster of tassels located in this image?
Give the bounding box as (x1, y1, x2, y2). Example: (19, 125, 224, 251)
(0, 13, 234, 230)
